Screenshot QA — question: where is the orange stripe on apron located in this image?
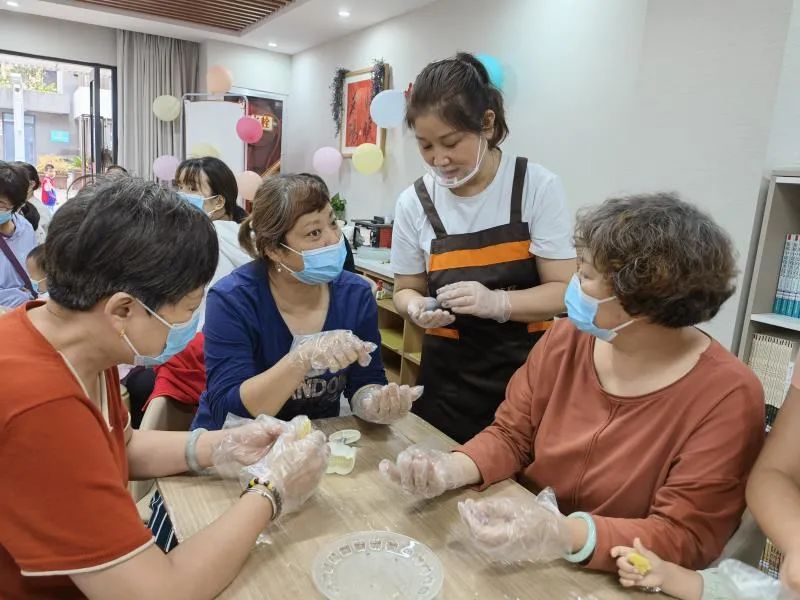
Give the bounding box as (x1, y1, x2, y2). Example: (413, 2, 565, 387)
(429, 240, 531, 272)
(425, 327, 460, 340)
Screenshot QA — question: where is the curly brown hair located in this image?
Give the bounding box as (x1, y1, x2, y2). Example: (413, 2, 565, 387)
(575, 193, 737, 328)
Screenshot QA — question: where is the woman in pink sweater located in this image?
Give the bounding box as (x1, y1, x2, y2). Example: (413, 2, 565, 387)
(381, 192, 764, 574)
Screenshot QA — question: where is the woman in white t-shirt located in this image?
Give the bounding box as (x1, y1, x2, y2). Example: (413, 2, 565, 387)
(391, 52, 576, 443)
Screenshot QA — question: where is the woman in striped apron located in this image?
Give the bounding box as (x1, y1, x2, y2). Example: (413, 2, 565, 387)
(391, 52, 577, 443)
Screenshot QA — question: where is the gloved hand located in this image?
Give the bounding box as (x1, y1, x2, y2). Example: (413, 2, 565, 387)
(351, 383, 424, 424)
(407, 296, 456, 329)
(291, 330, 376, 374)
(458, 487, 571, 563)
(212, 414, 285, 478)
(379, 445, 467, 499)
(436, 281, 511, 323)
(243, 429, 330, 516)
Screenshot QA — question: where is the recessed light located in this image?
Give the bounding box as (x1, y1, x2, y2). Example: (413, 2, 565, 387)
(268, 42, 277, 48)
(338, 9, 350, 18)
(6, 1, 20, 7)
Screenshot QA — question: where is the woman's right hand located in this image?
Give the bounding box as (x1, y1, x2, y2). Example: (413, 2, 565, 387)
(379, 445, 465, 499)
(291, 330, 376, 374)
(407, 296, 455, 329)
(244, 429, 330, 515)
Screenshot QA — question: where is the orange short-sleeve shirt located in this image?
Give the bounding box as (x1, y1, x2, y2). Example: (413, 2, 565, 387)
(0, 304, 153, 599)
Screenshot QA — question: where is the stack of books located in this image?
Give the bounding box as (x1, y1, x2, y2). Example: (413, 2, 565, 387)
(747, 333, 800, 430)
(773, 234, 800, 317)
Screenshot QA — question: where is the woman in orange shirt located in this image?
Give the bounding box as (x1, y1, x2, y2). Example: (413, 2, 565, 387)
(0, 177, 329, 600)
(381, 192, 764, 574)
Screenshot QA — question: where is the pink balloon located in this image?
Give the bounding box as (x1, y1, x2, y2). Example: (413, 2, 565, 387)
(207, 65, 233, 94)
(153, 154, 180, 181)
(237, 171, 263, 201)
(312, 146, 343, 175)
(236, 117, 264, 144)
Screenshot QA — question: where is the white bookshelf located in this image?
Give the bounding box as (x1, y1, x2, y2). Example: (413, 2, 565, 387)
(738, 169, 800, 361)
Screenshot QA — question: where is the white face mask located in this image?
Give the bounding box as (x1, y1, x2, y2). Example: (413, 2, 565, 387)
(426, 136, 488, 189)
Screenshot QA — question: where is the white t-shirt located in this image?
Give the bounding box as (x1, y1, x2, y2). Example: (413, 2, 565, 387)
(390, 153, 576, 275)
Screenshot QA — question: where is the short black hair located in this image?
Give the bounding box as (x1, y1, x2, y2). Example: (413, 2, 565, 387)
(44, 163, 54, 170)
(176, 157, 242, 222)
(46, 177, 219, 311)
(0, 161, 29, 211)
(106, 165, 129, 175)
(406, 52, 510, 148)
(27, 244, 46, 270)
(13, 161, 40, 191)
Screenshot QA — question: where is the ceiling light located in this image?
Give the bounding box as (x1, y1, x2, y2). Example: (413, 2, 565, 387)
(338, 9, 350, 18)
(268, 42, 277, 48)
(6, 1, 20, 7)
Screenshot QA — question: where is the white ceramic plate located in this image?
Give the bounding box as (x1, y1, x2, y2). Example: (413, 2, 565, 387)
(312, 531, 444, 600)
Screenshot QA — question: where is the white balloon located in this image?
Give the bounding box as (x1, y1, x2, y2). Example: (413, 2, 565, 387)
(369, 90, 406, 128)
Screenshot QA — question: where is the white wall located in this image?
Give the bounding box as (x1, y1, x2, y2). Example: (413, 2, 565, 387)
(199, 41, 291, 96)
(0, 10, 116, 65)
(285, 0, 793, 348)
(766, 0, 800, 167)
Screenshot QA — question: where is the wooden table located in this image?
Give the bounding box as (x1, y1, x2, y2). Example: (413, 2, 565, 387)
(157, 415, 651, 599)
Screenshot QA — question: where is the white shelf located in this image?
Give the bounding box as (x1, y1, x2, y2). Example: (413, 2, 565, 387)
(775, 176, 800, 185)
(751, 312, 800, 332)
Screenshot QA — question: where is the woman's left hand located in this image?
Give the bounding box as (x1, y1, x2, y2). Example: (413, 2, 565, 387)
(458, 488, 570, 563)
(436, 282, 511, 323)
(211, 415, 286, 474)
(352, 383, 424, 424)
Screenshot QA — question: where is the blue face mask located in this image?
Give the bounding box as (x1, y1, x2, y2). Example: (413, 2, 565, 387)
(31, 278, 45, 296)
(121, 299, 200, 367)
(178, 192, 211, 212)
(280, 235, 346, 285)
(0, 210, 15, 225)
(564, 274, 635, 342)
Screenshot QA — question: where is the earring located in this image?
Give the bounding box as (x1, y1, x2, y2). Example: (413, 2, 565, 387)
(276, 264, 283, 273)
(119, 328, 126, 338)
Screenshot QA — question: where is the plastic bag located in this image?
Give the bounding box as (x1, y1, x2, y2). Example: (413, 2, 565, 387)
(716, 559, 797, 600)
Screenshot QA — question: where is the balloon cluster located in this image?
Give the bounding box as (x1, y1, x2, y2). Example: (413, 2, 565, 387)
(151, 65, 265, 197)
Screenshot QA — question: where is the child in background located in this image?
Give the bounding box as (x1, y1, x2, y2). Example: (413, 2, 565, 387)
(25, 244, 47, 298)
(40, 164, 57, 213)
(611, 538, 791, 599)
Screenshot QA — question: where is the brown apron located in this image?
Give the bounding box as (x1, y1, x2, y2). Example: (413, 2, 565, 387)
(412, 157, 551, 443)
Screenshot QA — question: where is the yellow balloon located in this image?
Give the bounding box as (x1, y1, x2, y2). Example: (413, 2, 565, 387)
(352, 143, 384, 175)
(152, 95, 181, 121)
(189, 143, 220, 159)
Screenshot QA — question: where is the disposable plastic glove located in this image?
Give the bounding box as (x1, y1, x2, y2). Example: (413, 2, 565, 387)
(407, 296, 456, 329)
(211, 413, 285, 478)
(243, 429, 330, 516)
(290, 329, 376, 375)
(458, 487, 571, 563)
(351, 383, 424, 424)
(436, 281, 511, 323)
(379, 445, 468, 499)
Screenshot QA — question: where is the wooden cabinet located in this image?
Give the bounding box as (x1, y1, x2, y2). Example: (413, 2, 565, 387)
(355, 263, 423, 386)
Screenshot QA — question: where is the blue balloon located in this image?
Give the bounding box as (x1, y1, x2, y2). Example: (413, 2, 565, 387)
(476, 54, 505, 89)
(370, 89, 406, 128)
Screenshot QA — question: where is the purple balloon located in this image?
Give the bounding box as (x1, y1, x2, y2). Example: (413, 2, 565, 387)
(153, 155, 180, 181)
(312, 146, 343, 175)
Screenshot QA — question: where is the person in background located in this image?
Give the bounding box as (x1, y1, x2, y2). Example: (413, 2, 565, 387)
(391, 52, 576, 444)
(13, 162, 50, 243)
(0, 162, 37, 309)
(0, 177, 329, 600)
(40, 163, 58, 214)
(25, 244, 47, 298)
(746, 352, 800, 594)
(381, 193, 764, 574)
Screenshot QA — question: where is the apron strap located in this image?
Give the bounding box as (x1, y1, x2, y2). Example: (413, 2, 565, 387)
(510, 157, 529, 224)
(414, 177, 448, 239)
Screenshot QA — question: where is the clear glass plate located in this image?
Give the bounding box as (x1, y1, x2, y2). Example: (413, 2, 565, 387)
(312, 531, 444, 600)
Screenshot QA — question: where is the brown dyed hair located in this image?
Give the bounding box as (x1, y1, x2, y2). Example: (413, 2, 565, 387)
(238, 174, 330, 262)
(575, 193, 737, 328)
(405, 52, 509, 148)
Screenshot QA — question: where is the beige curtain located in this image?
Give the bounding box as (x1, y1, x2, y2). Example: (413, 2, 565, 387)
(116, 30, 198, 179)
